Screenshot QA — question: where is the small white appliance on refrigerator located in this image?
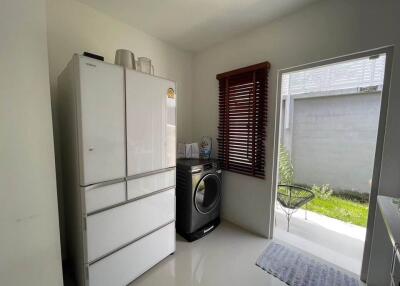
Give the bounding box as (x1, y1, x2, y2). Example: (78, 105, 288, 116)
(58, 54, 176, 286)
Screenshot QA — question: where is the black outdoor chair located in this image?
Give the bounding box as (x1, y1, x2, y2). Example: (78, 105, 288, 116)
(276, 184, 315, 232)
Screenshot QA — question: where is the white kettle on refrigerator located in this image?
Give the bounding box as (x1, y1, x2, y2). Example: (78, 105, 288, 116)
(136, 57, 154, 75)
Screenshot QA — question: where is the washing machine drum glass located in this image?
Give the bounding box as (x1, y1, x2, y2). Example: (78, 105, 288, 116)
(194, 173, 221, 214)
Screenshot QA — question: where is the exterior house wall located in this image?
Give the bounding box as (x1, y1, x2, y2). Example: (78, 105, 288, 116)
(286, 92, 381, 193)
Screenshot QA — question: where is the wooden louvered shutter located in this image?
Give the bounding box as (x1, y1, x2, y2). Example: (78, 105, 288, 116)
(217, 62, 270, 179)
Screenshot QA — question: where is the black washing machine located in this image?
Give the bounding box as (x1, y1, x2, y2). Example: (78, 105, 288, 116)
(176, 159, 222, 241)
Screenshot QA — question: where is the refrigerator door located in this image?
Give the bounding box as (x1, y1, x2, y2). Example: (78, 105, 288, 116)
(88, 222, 175, 286)
(76, 56, 126, 185)
(126, 70, 176, 176)
(86, 189, 175, 262)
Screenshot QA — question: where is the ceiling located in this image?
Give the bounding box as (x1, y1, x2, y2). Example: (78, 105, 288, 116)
(77, 0, 319, 52)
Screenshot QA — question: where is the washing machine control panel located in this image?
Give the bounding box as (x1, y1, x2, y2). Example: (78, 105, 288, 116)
(190, 161, 220, 174)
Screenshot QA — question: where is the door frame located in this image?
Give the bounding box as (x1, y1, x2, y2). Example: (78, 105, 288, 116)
(268, 46, 394, 281)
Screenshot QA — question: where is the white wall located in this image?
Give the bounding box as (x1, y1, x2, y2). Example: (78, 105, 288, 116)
(0, 1, 63, 285)
(193, 0, 360, 237)
(291, 92, 381, 194)
(47, 0, 193, 143)
(46, 0, 193, 258)
(192, 0, 400, 243)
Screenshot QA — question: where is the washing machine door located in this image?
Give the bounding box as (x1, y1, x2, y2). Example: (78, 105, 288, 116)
(194, 173, 221, 214)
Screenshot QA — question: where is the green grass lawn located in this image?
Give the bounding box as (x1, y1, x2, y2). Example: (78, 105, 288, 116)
(302, 196, 369, 227)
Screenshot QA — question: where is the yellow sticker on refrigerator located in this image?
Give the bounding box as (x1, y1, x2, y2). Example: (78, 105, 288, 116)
(167, 88, 175, 99)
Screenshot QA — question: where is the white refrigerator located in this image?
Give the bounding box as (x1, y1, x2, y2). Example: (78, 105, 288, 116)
(58, 54, 176, 286)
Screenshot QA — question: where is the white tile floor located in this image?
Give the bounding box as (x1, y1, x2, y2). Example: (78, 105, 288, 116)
(129, 221, 285, 286)
(63, 221, 285, 286)
(64, 219, 364, 286)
